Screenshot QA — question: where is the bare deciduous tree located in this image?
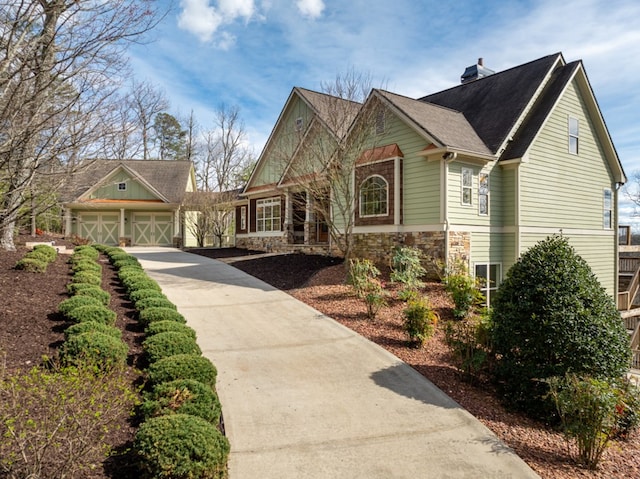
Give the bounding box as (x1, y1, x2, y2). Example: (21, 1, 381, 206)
(0, 0, 163, 250)
(276, 70, 384, 261)
(129, 79, 169, 160)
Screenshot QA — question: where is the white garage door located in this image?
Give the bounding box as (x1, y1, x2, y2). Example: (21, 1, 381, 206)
(79, 213, 119, 245)
(133, 213, 173, 246)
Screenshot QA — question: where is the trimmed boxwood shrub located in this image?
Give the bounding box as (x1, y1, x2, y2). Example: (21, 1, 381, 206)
(492, 235, 632, 419)
(139, 307, 186, 326)
(113, 257, 141, 269)
(109, 252, 133, 262)
(66, 305, 117, 325)
(73, 245, 99, 260)
(92, 243, 109, 253)
(143, 332, 201, 363)
(58, 295, 103, 316)
(67, 282, 99, 294)
(117, 266, 144, 279)
(140, 379, 221, 424)
(70, 259, 101, 274)
(147, 354, 217, 389)
(60, 332, 128, 368)
(32, 244, 57, 262)
(136, 297, 177, 311)
(15, 257, 48, 272)
(146, 321, 197, 340)
(124, 277, 161, 294)
(64, 321, 122, 340)
(130, 289, 167, 304)
(74, 286, 110, 305)
(71, 270, 102, 286)
(134, 414, 229, 479)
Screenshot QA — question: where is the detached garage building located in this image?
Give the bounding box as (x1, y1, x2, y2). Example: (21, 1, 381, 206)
(62, 159, 196, 247)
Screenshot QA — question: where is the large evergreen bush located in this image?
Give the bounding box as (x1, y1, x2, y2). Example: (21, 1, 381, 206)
(491, 235, 631, 418)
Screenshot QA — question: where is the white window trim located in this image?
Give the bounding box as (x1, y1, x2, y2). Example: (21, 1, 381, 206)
(461, 167, 473, 206)
(256, 197, 281, 232)
(478, 172, 489, 216)
(117, 182, 127, 191)
(603, 188, 613, 230)
(359, 174, 389, 218)
(474, 262, 501, 307)
(568, 116, 579, 155)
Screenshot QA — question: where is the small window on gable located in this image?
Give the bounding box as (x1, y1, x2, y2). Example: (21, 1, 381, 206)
(295, 117, 303, 132)
(360, 175, 388, 217)
(479, 173, 489, 215)
(461, 167, 473, 206)
(117, 182, 127, 191)
(603, 188, 612, 229)
(375, 110, 385, 135)
(568, 116, 579, 154)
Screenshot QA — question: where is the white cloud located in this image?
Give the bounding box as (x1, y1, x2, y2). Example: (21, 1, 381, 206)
(177, 0, 223, 42)
(177, 0, 256, 43)
(219, 0, 255, 20)
(296, 0, 325, 19)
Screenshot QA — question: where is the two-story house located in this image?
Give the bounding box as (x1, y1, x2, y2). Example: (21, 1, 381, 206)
(236, 53, 625, 301)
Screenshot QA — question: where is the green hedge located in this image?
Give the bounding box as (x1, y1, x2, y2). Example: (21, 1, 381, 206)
(143, 332, 202, 363)
(70, 259, 102, 274)
(64, 321, 122, 341)
(66, 305, 117, 325)
(134, 414, 229, 479)
(139, 307, 186, 326)
(147, 354, 217, 389)
(136, 297, 177, 311)
(73, 245, 99, 261)
(74, 286, 110, 306)
(145, 321, 197, 340)
(140, 379, 221, 424)
(32, 244, 58, 262)
(71, 270, 102, 286)
(129, 289, 167, 305)
(113, 257, 141, 269)
(15, 257, 48, 272)
(58, 295, 104, 316)
(60, 332, 128, 368)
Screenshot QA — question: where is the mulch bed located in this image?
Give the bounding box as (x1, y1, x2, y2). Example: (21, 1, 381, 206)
(2, 242, 640, 478)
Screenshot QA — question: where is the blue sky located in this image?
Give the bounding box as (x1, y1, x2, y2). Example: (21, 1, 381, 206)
(129, 0, 640, 225)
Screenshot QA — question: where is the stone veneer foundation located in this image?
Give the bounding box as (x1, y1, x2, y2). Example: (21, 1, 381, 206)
(237, 230, 471, 279)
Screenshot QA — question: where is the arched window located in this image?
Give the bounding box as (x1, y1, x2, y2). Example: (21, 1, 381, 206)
(359, 175, 388, 217)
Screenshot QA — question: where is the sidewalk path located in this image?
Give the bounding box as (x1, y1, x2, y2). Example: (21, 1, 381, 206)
(129, 247, 539, 479)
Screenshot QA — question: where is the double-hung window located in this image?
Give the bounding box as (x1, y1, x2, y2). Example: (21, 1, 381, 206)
(603, 189, 612, 229)
(462, 167, 473, 206)
(256, 197, 281, 232)
(475, 263, 501, 307)
(568, 116, 579, 154)
(478, 173, 489, 215)
(360, 175, 388, 217)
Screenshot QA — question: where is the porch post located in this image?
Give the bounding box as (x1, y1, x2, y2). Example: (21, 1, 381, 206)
(120, 208, 125, 239)
(64, 208, 72, 237)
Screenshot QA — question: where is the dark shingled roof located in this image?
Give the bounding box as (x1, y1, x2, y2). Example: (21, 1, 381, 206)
(62, 159, 193, 204)
(296, 87, 361, 139)
(419, 53, 563, 154)
(501, 61, 580, 160)
(375, 89, 492, 155)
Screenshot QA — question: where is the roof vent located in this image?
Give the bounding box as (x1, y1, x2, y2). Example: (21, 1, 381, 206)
(461, 57, 495, 84)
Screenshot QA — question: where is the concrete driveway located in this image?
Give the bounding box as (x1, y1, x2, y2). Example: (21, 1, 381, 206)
(128, 247, 539, 479)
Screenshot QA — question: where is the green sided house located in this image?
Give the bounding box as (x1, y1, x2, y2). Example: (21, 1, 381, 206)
(61, 160, 196, 247)
(236, 52, 625, 301)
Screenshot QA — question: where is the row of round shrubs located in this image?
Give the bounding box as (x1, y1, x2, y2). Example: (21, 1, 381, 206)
(15, 243, 58, 272)
(104, 247, 229, 478)
(57, 245, 128, 369)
